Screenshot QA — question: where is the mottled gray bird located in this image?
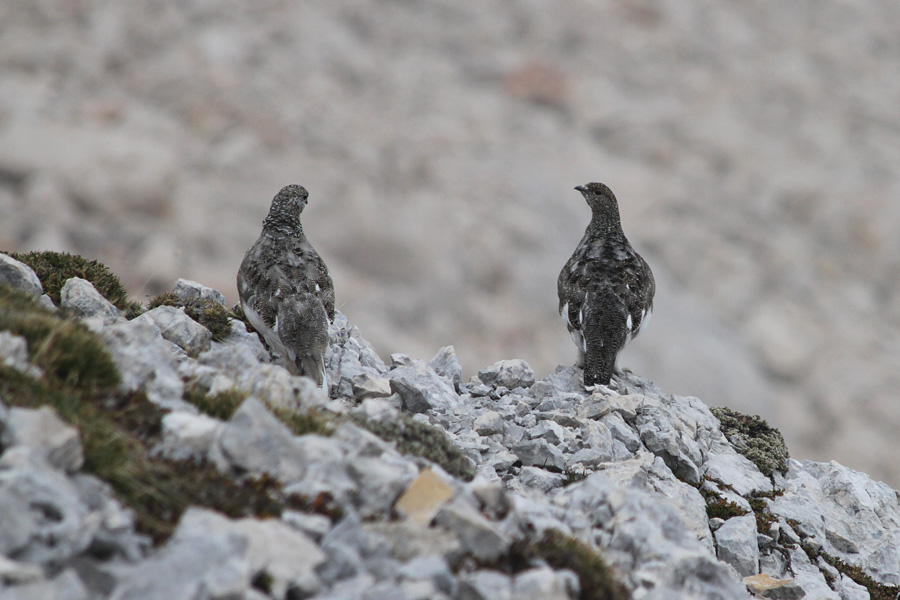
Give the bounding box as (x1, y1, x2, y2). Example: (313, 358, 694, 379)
(237, 184, 335, 392)
(558, 182, 655, 390)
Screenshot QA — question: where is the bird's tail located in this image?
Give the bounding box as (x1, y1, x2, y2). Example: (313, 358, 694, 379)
(299, 354, 328, 397)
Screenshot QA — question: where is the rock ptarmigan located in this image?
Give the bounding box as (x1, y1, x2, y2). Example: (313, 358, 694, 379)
(557, 182, 655, 390)
(237, 184, 335, 392)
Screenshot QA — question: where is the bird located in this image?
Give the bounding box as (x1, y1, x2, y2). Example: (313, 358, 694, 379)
(237, 184, 335, 393)
(557, 182, 655, 390)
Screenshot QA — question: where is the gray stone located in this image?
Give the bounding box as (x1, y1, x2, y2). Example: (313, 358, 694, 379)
(0, 556, 44, 586)
(346, 454, 418, 518)
(159, 410, 221, 460)
(478, 359, 535, 389)
(703, 442, 772, 496)
(0, 480, 34, 557)
(4, 406, 84, 472)
(352, 372, 393, 401)
(0, 332, 42, 378)
(2, 568, 88, 600)
(518, 466, 565, 492)
(528, 420, 571, 445)
(635, 404, 704, 484)
(231, 513, 326, 598)
(317, 513, 367, 584)
(98, 318, 187, 410)
(109, 508, 250, 600)
(172, 278, 227, 306)
(215, 397, 307, 482)
(37, 294, 57, 311)
(429, 345, 463, 390)
(397, 555, 456, 596)
(770, 459, 900, 585)
(60, 277, 122, 320)
(389, 362, 460, 414)
(513, 438, 566, 472)
(0, 253, 43, 297)
(282, 510, 332, 542)
(0, 452, 95, 564)
(135, 305, 212, 356)
(556, 472, 746, 599)
(435, 499, 510, 561)
(714, 514, 759, 577)
(354, 397, 403, 424)
(581, 420, 616, 462)
(595, 451, 713, 551)
(512, 566, 574, 600)
(200, 343, 327, 411)
(458, 569, 513, 600)
(222, 319, 270, 362)
(473, 411, 504, 436)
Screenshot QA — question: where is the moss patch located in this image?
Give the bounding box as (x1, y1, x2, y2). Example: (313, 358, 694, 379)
(8, 250, 142, 317)
(711, 407, 789, 477)
(149, 293, 233, 341)
(0, 300, 331, 544)
(184, 383, 336, 437)
(747, 489, 783, 534)
(477, 530, 628, 600)
(355, 414, 476, 482)
(695, 482, 749, 520)
(0, 365, 322, 544)
(0, 285, 120, 388)
(800, 539, 900, 600)
(563, 466, 590, 486)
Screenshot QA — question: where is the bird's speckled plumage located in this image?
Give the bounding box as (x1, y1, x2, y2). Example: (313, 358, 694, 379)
(558, 182, 655, 389)
(237, 184, 334, 392)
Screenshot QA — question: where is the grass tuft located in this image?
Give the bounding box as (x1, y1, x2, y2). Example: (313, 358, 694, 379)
(0, 285, 120, 388)
(8, 250, 142, 317)
(355, 414, 476, 482)
(563, 466, 590, 486)
(711, 407, 789, 477)
(148, 293, 233, 341)
(799, 538, 900, 600)
(476, 529, 629, 600)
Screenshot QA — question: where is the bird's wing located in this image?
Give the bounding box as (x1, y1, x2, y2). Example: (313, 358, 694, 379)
(276, 290, 330, 388)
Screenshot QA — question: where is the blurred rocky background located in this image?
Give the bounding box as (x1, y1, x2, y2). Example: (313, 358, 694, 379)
(1, 0, 898, 486)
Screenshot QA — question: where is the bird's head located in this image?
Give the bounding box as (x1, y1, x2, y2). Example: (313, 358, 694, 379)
(264, 184, 309, 232)
(575, 182, 622, 231)
(575, 182, 617, 211)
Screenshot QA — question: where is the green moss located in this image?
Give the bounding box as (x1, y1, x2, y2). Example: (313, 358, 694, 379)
(355, 414, 476, 482)
(563, 466, 590, 486)
(272, 406, 336, 437)
(183, 384, 247, 421)
(0, 363, 328, 545)
(711, 407, 789, 477)
(0, 285, 120, 389)
(697, 485, 749, 520)
(230, 302, 255, 332)
(746, 497, 776, 533)
(799, 540, 900, 600)
(148, 293, 232, 341)
(532, 530, 629, 600)
(8, 250, 142, 317)
(705, 497, 749, 520)
(479, 530, 628, 600)
(184, 382, 336, 437)
(747, 489, 784, 534)
(251, 571, 274, 594)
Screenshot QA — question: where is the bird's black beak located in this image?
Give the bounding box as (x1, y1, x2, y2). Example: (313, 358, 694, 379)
(574, 185, 586, 193)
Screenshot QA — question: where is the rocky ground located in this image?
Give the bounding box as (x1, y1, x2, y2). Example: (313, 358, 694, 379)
(1, 0, 900, 488)
(2, 253, 899, 600)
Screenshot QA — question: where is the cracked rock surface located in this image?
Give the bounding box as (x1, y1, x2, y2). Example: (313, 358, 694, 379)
(1, 268, 899, 599)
